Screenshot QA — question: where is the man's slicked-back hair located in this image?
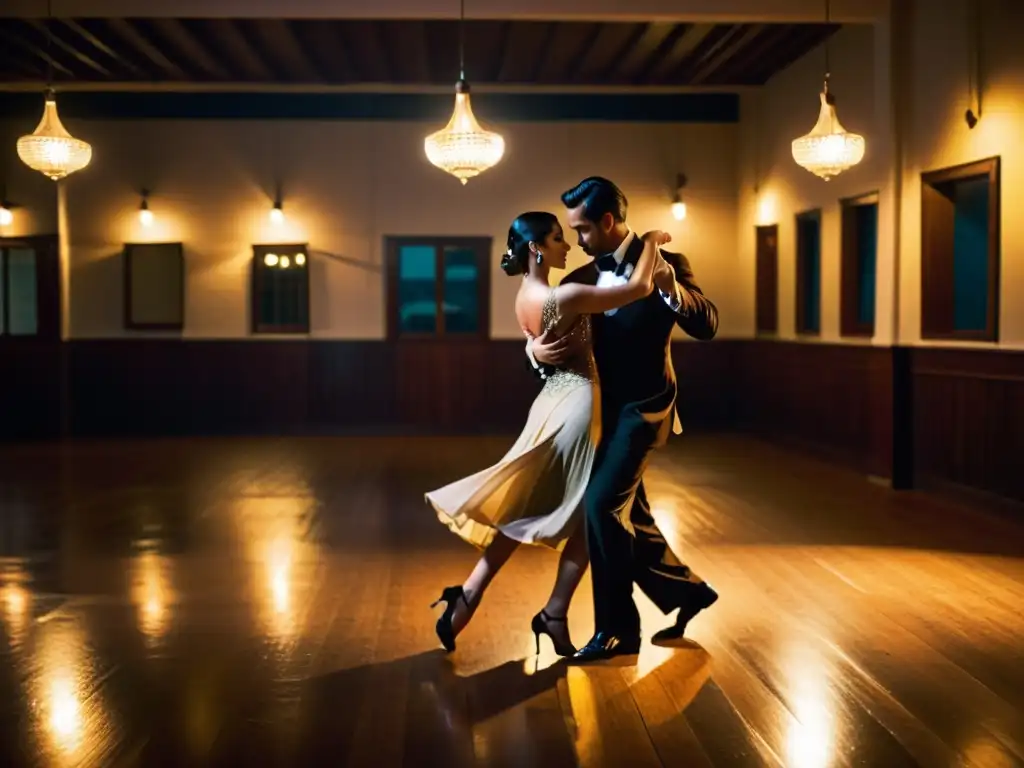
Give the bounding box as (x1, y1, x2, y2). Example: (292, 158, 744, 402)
(560, 176, 628, 224)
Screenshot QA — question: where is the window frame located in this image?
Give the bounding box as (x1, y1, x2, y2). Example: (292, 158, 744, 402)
(755, 224, 778, 335)
(251, 243, 311, 335)
(920, 156, 1000, 342)
(0, 236, 59, 342)
(123, 241, 185, 331)
(385, 236, 491, 340)
(795, 208, 822, 336)
(839, 191, 879, 338)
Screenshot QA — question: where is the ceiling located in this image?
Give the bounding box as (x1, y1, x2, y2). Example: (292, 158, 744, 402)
(0, 18, 838, 87)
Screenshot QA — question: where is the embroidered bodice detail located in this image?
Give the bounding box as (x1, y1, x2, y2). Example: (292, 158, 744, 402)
(540, 290, 597, 395)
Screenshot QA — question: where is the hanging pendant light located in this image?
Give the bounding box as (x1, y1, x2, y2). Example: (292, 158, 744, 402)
(16, 3, 92, 181)
(424, 0, 505, 184)
(17, 90, 92, 180)
(791, 0, 865, 181)
(791, 80, 864, 180)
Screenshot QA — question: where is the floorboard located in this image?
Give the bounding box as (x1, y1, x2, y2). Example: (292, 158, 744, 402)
(1, 434, 1022, 766)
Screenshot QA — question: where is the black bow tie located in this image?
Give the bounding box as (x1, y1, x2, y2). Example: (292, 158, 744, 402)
(595, 254, 619, 273)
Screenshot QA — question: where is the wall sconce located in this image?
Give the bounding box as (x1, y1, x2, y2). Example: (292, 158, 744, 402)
(138, 189, 154, 227)
(263, 251, 306, 268)
(671, 173, 687, 221)
(270, 199, 284, 225)
(0, 201, 13, 227)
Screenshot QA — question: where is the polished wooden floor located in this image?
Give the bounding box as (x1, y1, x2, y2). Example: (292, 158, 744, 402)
(1, 434, 1023, 767)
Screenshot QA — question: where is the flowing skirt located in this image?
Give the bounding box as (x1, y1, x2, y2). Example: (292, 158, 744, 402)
(425, 375, 599, 551)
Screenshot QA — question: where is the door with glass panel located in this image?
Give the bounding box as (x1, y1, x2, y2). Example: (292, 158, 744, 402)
(386, 237, 491, 431)
(0, 236, 62, 439)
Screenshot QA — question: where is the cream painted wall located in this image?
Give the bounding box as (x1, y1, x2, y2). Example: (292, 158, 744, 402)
(736, 23, 893, 344)
(738, 0, 1024, 348)
(1, 118, 741, 340)
(898, 0, 1024, 348)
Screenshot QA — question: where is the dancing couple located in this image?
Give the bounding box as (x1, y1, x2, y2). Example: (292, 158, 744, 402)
(425, 176, 719, 662)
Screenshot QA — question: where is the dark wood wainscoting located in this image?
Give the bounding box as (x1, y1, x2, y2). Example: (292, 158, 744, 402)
(5, 337, 1023, 506)
(28, 339, 730, 439)
(727, 341, 1024, 504)
(730, 341, 895, 479)
(911, 347, 1024, 503)
(65, 340, 538, 437)
(0, 343, 64, 440)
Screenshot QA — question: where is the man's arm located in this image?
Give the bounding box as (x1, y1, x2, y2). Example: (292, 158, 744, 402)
(655, 251, 718, 341)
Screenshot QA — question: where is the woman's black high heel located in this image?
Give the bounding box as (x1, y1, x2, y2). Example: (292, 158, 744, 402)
(431, 585, 469, 653)
(531, 609, 576, 657)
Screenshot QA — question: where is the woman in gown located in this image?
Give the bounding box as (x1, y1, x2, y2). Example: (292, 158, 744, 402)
(425, 211, 669, 656)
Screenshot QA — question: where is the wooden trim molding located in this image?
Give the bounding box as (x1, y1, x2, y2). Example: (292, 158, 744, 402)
(840, 191, 879, 338)
(795, 209, 822, 336)
(123, 241, 185, 331)
(755, 224, 778, 335)
(920, 156, 1000, 342)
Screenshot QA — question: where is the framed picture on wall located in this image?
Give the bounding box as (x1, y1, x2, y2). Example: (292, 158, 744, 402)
(123, 242, 185, 331)
(251, 243, 310, 334)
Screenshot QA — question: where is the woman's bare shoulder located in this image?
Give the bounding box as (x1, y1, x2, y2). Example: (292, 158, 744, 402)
(515, 283, 554, 337)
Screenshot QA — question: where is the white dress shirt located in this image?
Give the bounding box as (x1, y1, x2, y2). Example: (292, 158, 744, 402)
(596, 230, 682, 316)
(525, 229, 684, 375)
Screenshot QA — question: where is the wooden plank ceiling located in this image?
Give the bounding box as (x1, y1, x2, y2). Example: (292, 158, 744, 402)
(0, 18, 839, 87)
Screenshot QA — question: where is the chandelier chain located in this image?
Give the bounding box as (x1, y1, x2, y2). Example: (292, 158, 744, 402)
(824, 0, 831, 84)
(45, 0, 54, 87)
(459, 0, 466, 81)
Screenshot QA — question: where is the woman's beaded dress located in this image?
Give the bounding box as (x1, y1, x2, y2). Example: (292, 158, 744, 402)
(426, 289, 600, 550)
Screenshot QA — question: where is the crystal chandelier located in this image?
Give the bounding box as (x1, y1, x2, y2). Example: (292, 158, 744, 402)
(791, 0, 865, 181)
(791, 81, 864, 181)
(17, 89, 93, 181)
(16, 2, 92, 181)
(424, 0, 505, 184)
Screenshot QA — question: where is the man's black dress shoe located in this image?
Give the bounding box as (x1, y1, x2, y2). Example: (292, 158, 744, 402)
(651, 582, 719, 644)
(570, 631, 642, 662)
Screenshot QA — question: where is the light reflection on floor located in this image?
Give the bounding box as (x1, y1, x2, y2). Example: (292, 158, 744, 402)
(0, 434, 1021, 767)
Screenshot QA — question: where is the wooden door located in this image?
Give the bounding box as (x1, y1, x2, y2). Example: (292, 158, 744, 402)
(755, 225, 778, 334)
(385, 236, 492, 432)
(0, 235, 62, 440)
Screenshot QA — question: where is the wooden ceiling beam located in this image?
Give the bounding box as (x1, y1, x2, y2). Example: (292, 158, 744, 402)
(705, 23, 795, 85)
(494, 21, 546, 83)
(150, 18, 232, 81)
(748, 23, 837, 83)
(608, 23, 678, 83)
(339, 22, 390, 82)
(249, 19, 322, 82)
(104, 18, 188, 79)
(0, 0, 889, 24)
(0, 48, 45, 80)
(0, 24, 75, 78)
(490, 21, 513, 82)
(25, 18, 113, 78)
(574, 23, 647, 82)
(202, 19, 274, 81)
(535, 22, 603, 83)
(0, 18, 848, 88)
(290, 20, 355, 83)
(380, 21, 431, 83)
(59, 18, 148, 77)
(643, 22, 717, 81)
(529, 23, 559, 83)
(687, 24, 767, 84)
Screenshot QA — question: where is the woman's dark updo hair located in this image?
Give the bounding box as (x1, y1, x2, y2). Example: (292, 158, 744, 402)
(501, 211, 559, 276)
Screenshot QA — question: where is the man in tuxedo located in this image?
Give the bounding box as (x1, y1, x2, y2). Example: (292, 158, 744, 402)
(526, 176, 719, 661)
